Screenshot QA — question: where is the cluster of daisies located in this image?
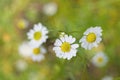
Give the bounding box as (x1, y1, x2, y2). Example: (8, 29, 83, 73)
(23, 23, 49, 62)
(53, 27, 103, 60)
(19, 22, 108, 67)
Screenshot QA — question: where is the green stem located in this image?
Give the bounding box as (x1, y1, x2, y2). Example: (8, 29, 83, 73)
(49, 29, 81, 36)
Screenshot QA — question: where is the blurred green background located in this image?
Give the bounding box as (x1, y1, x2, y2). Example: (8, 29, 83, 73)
(0, 0, 120, 80)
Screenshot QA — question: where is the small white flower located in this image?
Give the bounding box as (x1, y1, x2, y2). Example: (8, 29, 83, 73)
(43, 2, 57, 16)
(15, 60, 28, 71)
(18, 41, 31, 58)
(27, 23, 48, 46)
(53, 34, 79, 60)
(91, 52, 108, 67)
(102, 76, 113, 80)
(30, 45, 46, 62)
(79, 26, 102, 50)
(28, 72, 39, 80)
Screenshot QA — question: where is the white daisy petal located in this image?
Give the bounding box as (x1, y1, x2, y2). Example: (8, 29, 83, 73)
(71, 38, 76, 44)
(56, 53, 63, 58)
(79, 36, 86, 43)
(88, 44, 93, 50)
(60, 37, 65, 42)
(64, 35, 69, 42)
(27, 32, 33, 39)
(71, 44, 79, 49)
(29, 40, 41, 47)
(38, 23, 42, 27)
(41, 47, 47, 54)
(34, 25, 40, 31)
(54, 39, 62, 46)
(96, 37, 102, 43)
(69, 35, 73, 41)
(70, 49, 77, 57)
(53, 47, 61, 51)
(92, 43, 98, 47)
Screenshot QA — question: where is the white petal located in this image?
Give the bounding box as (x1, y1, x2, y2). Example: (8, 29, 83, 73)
(53, 47, 61, 51)
(64, 35, 69, 42)
(41, 47, 46, 54)
(54, 39, 62, 46)
(29, 40, 41, 46)
(71, 44, 79, 49)
(79, 36, 86, 43)
(81, 41, 88, 50)
(42, 29, 48, 34)
(33, 25, 39, 31)
(56, 53, 63, 58)
(92, 42, 98, 47)
(88, 44, 93, 50)
(96, 37, 102, 43)
(60, 37, 65, 42)
(68, 35, 72, 41)
(70, 38, 76, 44)
(27, 32, 34, 39)
(70, 49, 77, 56)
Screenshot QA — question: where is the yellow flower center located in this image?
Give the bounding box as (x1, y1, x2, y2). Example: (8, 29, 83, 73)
(97, 57, 103, 63)
(61, 42, 71, 53)
(33, 48, 40, 55)
(18, 20, 26, 29)
(86, 33, 96, 43)
(34, 32, 42, 40)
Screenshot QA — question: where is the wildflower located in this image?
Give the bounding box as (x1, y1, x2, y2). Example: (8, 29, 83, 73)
(43, 2, 57, 16)
(91, 52, 108, 67)
(28, 72, 39, 80)
(79, 26, 102, 50)
(102, 76, 113, 80)
(27, 23, 48, 46)
(53, 34, 79, 60)
(30, 45, 46, 62)
(15, 60, 28, 72)
(17, 19, 29, 29)
(2, 33, 11, 42)
(18, 41, 31, 58)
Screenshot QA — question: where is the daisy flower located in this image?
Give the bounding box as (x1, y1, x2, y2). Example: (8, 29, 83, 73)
(28, 72, 39, 80)
(53, 34, 79, 60)
(18, 41, 31, 58)
(102, 76, 113, 80)
(30, 45, 46, 62)
(15, 60, 28, 72)
(91, 52, 108, 67)
(79, 26, 102, 50)
(17, 19, 29, 29)
(43, 2, 58, 16)
(27, 23, 48, 46)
